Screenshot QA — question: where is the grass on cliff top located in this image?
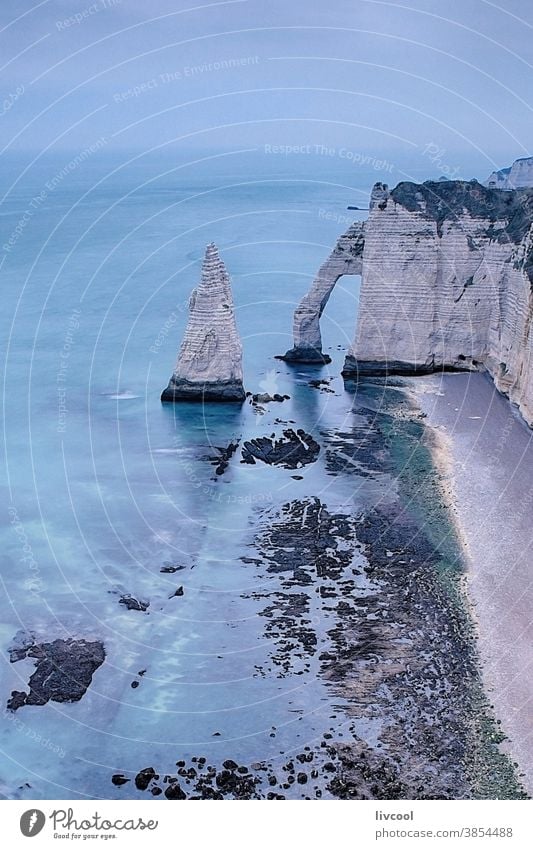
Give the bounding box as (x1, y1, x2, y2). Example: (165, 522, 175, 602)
(390, 179, 533, 245)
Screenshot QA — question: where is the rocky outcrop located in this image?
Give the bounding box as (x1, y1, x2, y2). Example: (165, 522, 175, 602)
(486, 156, 533, 190)
(279, 222, 364, 363)
(119, 594, 149, 612)
(343, 180, 533, 426)
(241, 429, 320, 468)
(161, 243, 245, 402)
(7, 636, 105, 710)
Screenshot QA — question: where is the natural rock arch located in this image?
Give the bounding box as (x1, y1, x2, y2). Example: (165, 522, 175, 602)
(278, 222, 365, 363)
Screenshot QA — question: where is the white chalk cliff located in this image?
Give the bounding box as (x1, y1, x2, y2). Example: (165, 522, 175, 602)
(345, 180, 533, 426)
(486, 156, 533, 190)
(280, 222, 364, 362)
(283, 180, 533, 426)
(161, 243, 245, 402)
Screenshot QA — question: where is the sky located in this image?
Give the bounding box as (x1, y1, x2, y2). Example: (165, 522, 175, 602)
(0, 0, 532, 178)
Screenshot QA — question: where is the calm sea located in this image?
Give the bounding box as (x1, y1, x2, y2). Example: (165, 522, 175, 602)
(0, 150, 393, 798)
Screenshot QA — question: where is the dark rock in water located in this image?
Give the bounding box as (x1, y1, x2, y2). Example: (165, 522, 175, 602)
(252, 393, 289, 404)
(119, 594, 149, 612)
(7, 691, 26, 711)
(309, 379, 334, 393)
(276, 347, 331, 364)
(216, 770, 235, 790)
(241, 497, 355, 678)
(169, 586, 184, 598)
(165, 782, 187, 800)
(112, 774, 130, 786)
(131, 680, 139, 689)
(160, 564, 186, 573)
(213, 767, 260, 798)
(208, 440, 240, 476)
(7, 637, 105, 711)
(135, 767, 158, 791)
(223, 759, 239, 771)
(241, 429, 320, 469)
(321, 408, 388, 477)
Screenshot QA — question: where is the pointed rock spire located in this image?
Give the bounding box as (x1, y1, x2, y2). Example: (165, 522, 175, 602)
(161, 244, 245, 402)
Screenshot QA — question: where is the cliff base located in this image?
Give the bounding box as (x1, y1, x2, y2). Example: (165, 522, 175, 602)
(161, 377, 246, 403)
(277, 347, 332, 364)
(342, 355, 478, 378)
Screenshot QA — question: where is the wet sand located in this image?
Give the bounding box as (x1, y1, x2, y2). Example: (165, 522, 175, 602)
(412, 372, 533, 794)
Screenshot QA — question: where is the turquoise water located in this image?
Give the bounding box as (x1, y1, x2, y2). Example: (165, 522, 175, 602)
(0, 151, 384, 798)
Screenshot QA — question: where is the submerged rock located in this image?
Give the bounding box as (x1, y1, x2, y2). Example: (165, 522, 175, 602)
(161, 243, 245, 403)
(241, 429, 320, 469)
(7, 637, 105, 711)
(119, 594, 149, 612)
(164, 782, 187, 800)
(309, 378, 334, 393)
(251, 392, 289, 404)
(112, 774, 130, 786)
(135, 767, 158, 791)
(208, 440, 240, 476)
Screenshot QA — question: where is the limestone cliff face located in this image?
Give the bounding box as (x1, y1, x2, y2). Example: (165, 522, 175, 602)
(486, 156, 533, 190)
(161, 243, 245, 402)
(344, 181, 533, 426)
(280, 221, 364, 363)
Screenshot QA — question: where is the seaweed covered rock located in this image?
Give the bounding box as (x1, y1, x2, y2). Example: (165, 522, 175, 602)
(7, 636, 105, 711)
(241, 429, 320, 468)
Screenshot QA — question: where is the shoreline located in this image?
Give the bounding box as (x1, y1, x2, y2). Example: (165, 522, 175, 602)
(97, 378, 526, 800)
(411, 372, 533, 795)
